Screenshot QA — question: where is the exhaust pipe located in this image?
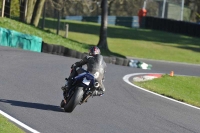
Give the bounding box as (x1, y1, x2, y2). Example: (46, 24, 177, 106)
(94, 82, 100, 88)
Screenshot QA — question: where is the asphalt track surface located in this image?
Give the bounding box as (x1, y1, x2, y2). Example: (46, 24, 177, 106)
(0, 46, 200, 133)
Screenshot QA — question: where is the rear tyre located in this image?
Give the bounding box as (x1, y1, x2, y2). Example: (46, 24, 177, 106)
(64, 87, 84, 113)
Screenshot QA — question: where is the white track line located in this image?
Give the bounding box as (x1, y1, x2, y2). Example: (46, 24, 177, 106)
(0, 110, 40, 133)
(123, 73, 200, 110)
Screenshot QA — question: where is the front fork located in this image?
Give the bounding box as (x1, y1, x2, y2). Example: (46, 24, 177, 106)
(80, 94, 91, 104)
(80, 86, 96, 104)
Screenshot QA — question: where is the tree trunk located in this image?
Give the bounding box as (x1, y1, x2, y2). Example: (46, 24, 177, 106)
(108, 0, 114, 15)
(97, 0, 109, 51)
(31, 0, 46, 27)
(25, 0, 36, 24)
(1, 0, 6, 17)
(41, 0, 46, 29)
(19, 0, 27, 22)
(4, 0, 11, 18)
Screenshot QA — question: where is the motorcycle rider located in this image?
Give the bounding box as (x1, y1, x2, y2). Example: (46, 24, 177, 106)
(61, 46, 106, 101)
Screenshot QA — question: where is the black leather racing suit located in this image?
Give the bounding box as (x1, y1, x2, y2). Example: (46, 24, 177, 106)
(68, 54, 106, 94)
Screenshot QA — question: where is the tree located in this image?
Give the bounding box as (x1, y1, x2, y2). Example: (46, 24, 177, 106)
(4, 0, 11, 17)
(185, 0, 200, 22)
(97, 0, 109, 51)
(19, 0, 45, 26)
(25, 0, 36, 24)
(20, 0, 27, 21)
(31, 0, 46, 26)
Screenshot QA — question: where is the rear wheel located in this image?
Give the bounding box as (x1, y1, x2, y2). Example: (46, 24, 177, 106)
(64, 87, 84, 113)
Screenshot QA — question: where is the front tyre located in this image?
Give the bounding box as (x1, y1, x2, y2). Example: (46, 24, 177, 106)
(64, 87, 83, 113)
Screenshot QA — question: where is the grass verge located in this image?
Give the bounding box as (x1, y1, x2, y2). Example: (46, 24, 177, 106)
(0, 17, 200, 63)
(0, 114, 25, 133)
(134, 75, 200, 108)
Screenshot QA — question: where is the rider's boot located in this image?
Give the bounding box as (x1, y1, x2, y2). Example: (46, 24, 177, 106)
(61, 78, 73, 92)
(61, 69, 77, 92)
(61, 85, 68, 91)
(61, 77, 75, 102)
(60, 100, 65, 108)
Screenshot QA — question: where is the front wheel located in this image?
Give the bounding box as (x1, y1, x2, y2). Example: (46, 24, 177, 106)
(64, 87, 84, 113)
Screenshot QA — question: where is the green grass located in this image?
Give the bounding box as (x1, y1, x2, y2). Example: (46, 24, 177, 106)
(0, 17, 200, 63)
(0, 17, 199, 130)
(0, 114, 25, 133)
(134, 75, 200, 107)
(0, 18, 87, 53)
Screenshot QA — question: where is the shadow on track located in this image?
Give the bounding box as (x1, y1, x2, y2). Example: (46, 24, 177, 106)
(0, 99, 62, 112)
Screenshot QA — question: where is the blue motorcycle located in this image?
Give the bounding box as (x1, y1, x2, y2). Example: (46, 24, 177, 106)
(60, 68, 100, 113)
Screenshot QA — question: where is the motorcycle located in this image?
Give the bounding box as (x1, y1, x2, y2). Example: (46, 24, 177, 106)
(60, 68, 100, 113)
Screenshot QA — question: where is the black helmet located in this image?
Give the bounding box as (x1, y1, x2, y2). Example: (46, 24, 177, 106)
(89, 46, 101, 56)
